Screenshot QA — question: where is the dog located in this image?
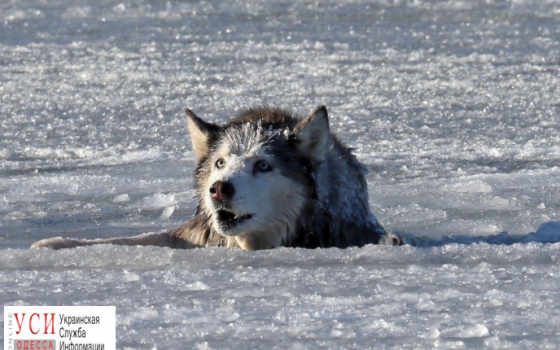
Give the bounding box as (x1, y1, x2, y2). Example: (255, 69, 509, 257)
(32, 106, 402, 250)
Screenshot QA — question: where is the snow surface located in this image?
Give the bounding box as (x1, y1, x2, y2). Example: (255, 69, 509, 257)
(1, 0, 560, 348)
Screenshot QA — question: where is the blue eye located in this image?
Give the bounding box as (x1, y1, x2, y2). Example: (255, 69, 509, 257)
(255, 160, 272, 172)
(215, 159, 225, 168)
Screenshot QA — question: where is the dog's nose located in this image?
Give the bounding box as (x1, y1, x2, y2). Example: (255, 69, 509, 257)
(209, 181, 235, 201)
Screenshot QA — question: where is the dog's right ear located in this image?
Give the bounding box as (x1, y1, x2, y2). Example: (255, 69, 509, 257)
(185, 109, 221, 162)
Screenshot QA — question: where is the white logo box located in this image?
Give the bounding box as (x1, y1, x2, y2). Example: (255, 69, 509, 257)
(4, 306, 115, 350)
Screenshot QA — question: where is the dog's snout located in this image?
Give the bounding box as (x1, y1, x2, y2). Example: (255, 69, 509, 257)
(209, 181, 235, 201)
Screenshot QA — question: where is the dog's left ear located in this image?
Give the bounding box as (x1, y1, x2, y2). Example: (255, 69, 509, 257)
(185, 109, 221, 162)
(294, 105, 330, 162)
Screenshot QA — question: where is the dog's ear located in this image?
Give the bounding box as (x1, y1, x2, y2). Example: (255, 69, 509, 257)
(185, 109, 221, 162)
(294, 105, 330, 162)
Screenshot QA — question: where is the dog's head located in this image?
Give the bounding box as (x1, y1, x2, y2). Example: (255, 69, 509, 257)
(185, 106, 330, 250)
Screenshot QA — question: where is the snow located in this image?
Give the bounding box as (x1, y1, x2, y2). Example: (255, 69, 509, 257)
(1, 0, 560, 348)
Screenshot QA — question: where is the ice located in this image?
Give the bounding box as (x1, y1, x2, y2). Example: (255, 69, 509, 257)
(2, 0, 560, 348)
(113, 194, 131, 203)
(139, 193, 177, 210)
(447, 324, 490, 338)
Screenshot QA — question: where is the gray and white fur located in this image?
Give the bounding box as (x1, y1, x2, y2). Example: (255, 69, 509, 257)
(32, 106, 401, 251)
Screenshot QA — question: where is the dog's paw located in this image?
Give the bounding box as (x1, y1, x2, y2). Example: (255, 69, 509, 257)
(379, 232, 423, 246)
(378, 233, 404, 246)
(31, 237, 83, 250)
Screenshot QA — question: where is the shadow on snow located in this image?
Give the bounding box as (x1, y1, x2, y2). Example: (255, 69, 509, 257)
(398, 221, 560, 248)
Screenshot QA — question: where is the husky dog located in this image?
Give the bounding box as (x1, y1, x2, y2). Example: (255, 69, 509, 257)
(32, 106, 401, 251)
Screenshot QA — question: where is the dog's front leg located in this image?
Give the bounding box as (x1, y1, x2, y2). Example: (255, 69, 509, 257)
(30, 231, 200, 250)
(31, 214, 214, 250)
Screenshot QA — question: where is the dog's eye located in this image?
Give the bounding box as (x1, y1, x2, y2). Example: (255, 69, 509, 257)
(215, 159, 225, 169)
(255, 160, 272, 172)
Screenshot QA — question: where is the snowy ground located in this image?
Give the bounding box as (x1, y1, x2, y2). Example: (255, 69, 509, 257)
(1, 0, 560, 348)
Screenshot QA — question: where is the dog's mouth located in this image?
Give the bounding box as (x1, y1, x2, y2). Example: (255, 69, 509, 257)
(216, 209, 254, 228)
